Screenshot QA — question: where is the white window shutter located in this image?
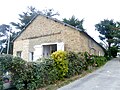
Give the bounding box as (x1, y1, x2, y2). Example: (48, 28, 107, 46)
(57, 42, 64, 51)
(29, 52, 34, 61)
(34, 45, 43, 61)
(29, 53, 32, 61)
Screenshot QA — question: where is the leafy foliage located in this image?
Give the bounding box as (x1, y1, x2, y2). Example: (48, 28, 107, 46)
(0, 7, 60, 54)
(0, 51, 107, 90)
(11, 6, 40, 30)
(95, 19, 120, 57)
(66, 51, 107, 78)
(0, 54, 62, 90)
(66, 52, 83, 77)
(11, 6, 59, 30)
(95, 19, 117, 44)
(0, 54, 13, 89)
(0, 24, 11, 36)
(63, 15, 85, 31)
(0, 24, 11, 54)
(8, 7, 60, 55)
(93, 56, 107, 67)
(51, 50, 68, 79)
(42, 8, 59, 17)
(110, 46, 119, 58)
(0, 24, 18, 54)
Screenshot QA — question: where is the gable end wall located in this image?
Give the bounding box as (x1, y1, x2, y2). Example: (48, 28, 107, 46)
(13, 15, 104, 61)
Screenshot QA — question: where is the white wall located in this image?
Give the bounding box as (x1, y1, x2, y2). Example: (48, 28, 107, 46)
(34, 42, 64, 61)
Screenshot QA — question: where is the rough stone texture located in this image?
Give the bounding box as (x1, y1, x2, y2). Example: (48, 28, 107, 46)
(13, 15, 104, 61)
(13, 40, 29, 61)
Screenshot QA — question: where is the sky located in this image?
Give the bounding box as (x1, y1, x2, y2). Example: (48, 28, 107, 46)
(0, 0, 120, 42)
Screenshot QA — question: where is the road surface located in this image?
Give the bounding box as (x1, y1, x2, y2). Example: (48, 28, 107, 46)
(58, 58, 120, 90)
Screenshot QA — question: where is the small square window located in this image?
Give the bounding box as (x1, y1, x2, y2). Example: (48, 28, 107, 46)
(17, 51, 22, 58)
(29, 52, 34, 61)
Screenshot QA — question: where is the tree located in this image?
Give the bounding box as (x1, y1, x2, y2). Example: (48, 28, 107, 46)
(112, 22, 120, 47)
(11, 6, 59, 30)
(11, 6, 41, 30)
(95, 19, 120, 57)
(63, 15, 85, 31)
(0, 24, 11, 37)
(110, 46, 119, 58)
(0, 24, 12, 54)
(8, 6, 59, 54)
(42, 8, 59, 17)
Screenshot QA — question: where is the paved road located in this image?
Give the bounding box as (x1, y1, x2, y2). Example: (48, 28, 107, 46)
(58, 58, 120, 90)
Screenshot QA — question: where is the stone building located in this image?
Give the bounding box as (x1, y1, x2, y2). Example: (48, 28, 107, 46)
(13, 15, 105, 61)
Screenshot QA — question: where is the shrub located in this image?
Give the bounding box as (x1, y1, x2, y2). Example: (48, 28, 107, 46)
(35, 58, 58, 87)
(12, 58, 57, 90)
(110, 46, 119, 58)
(0, 52, 108, 90)
(66, 51, 108, 77)
(51, 50, 68, 79)
(78, 52, 93, 70)
(0, 54, 59, 90)
(0, 54, 13, 72)
(82, 52, 107, 68)
(0, 54, 13, 90)
(66, 52, 83, 77)
(94, 56, 107, 67)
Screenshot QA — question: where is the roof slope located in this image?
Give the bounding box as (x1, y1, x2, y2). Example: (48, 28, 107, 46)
(12, 14, 105, 50)
(12, 14, 82, 42)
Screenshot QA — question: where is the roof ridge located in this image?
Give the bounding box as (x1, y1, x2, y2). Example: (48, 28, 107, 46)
(11, 14, 105, 50)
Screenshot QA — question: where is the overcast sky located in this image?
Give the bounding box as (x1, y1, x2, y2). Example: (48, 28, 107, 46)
(0, 0, 120, 42)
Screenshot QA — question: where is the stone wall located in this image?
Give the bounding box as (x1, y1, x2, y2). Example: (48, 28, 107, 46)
(13, 40, 29, 61)
(13, 15, 104, 61)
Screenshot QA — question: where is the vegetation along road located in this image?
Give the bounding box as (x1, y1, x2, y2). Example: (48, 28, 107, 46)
(58, 58, 120, 90)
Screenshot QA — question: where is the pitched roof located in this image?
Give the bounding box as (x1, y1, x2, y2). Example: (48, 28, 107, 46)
(12, 14, 105, 50)
(12, 14, 38, 42)
(12, 14, 83, 42)
(82, 31, 105, 51)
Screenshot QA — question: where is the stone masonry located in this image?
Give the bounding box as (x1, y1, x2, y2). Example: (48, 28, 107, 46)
(13, 15, 104, 61)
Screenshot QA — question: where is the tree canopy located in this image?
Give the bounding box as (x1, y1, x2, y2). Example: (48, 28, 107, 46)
(63, 15, 85, 31)
(11, 6, 59, 30)
(0, 6, 60, 54)
(95, 19, 119, 46)
(0, 24, 12, 54)
(11, 6, 40, 30)
(0, 24, 11, 37)
(95, 19, 120, 57)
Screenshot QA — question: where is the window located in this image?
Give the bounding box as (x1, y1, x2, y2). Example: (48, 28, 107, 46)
(29, 52, 34, 61)
(90, 48, 96, 55)
(43, 44, 57, 58)
(17, 51, 22, 58)
(98, 51, 101, 56)
(34, 42, 64, 60)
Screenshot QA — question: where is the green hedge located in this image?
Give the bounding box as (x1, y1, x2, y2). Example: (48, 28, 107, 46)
(0, 54, 14, 89)
(0, 54, 66, 90)
(0, 51, 108, 90)
(66, 52, 84, 77)
(51, 50, 68, 79)
(66, 52, 108, 77)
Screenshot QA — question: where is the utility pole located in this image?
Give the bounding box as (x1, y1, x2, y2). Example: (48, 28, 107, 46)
(6, 28, 11, 54)
(0, 39, 8, 54)
(0, 46, 3, 54)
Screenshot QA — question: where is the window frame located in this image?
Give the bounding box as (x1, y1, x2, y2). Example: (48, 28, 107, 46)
(16, 51, 22, 58)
